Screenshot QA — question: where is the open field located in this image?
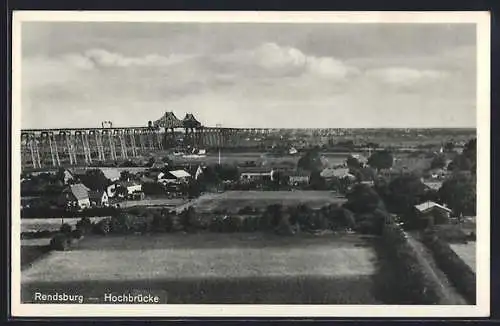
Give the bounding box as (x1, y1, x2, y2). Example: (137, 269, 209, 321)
(117, 198, 187, 208)
(21, 217, 110, 233)
(189, 191, 347, 213)
(450, 242, 476, 271)
(22, 233, 381, 304)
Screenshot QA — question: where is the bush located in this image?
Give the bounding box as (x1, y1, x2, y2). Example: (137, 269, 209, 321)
(111, 214, 133, 234)
(21, 206, 121, 219)
(50, 233, 71, 251)
(60, 223, 72, 234)
(431, 225, 468, 244)
(422, 232, 476, 304)
(93, 219, 112, 235)
(71, 229, 83, 239)
(381, 222, 451, 304)
(76, 217, 93, 234)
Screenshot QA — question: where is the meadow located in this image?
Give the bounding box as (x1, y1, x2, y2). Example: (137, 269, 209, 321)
(21, 233, 382, 304)
(189, 191, 347, 213)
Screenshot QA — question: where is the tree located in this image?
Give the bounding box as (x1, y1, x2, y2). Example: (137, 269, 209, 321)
(265, 204, 284, 230)
(50, 233, 70, 251)
(120, 170, 132, 181)
(463, 138, 476, 161)
(309, 170, 326, 190)
(80, 169, 111, 191)
(386, 175, 427, 214)
(344, 184, 384, 215)
(56, 167, 67, 183)
(444, 141, 455, 152)
(439, 172, 476, 217)
(76, 217, 93, 234)
(162, 156, 173, 166)
(146, 157, 156, 167)
(346, 155, 362, 170)
(449, 154, 473, 172)
(60, 223, 72, 234)
(115, 186, 129, 199)
(462, 138, 477, 173)
(297, 148, 324, 172)
(430, 154, 447, 170)
(367, 150, 394, 171)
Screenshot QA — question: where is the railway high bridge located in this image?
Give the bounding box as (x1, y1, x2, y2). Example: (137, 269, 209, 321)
(20, 112, 280, 169)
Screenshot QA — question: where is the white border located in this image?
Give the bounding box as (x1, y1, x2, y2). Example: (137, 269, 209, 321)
(11, 11, 491, 318)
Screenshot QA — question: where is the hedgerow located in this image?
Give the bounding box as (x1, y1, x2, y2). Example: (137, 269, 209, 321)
(422, 231, 476, 304)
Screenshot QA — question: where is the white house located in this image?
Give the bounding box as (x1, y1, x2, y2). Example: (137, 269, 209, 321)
(239, 167, 273, 182)
(59, 183, 91, 209)
(118, 181, 143, 196)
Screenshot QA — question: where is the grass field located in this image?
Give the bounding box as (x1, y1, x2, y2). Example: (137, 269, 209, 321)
(22, 233, 381, 304)
(21, 217, 110, 233)
(190, 191, 347, 213)
(450, 242, 476, 271)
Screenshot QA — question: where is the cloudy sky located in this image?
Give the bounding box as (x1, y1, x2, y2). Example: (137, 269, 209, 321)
(21, 22, 476, 129)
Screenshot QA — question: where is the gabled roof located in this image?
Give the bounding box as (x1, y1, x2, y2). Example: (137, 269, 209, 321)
(423, 182, 442, 191)
(70, 184, 90, 201)
(154, 111, 183, 129)
(169, 170, 191, 178)
(414, 201, 452, 213)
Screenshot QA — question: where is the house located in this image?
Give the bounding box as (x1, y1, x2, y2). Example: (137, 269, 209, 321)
(414, 201, 452, 228)
(238, 167, 273, 182)
(320, 167, 351, 180)
(88, 190, 109, 207)
(288, 172, 310, 186)
(168, 170, 192, 183)
(59, 183, 91, 209)
(117, 181, 143, 197)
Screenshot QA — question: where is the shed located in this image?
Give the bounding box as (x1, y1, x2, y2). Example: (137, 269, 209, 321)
(414, 201, 452, 227)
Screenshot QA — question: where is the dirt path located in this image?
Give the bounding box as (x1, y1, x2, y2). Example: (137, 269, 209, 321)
(406, 234, 468, 305)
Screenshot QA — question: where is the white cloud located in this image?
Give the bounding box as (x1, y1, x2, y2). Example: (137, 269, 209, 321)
(83, 49, 194, 67)
(218, 42, 357, 80)
(20, 42, 475, 129)
(365, 67, 448, 88)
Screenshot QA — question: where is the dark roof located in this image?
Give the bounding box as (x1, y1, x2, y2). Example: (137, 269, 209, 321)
(88, 190, 105, 200)
(154, 111, 183, 129)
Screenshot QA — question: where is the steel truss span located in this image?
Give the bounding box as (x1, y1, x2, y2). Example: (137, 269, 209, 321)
(20, 112, 346, 168)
